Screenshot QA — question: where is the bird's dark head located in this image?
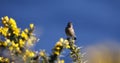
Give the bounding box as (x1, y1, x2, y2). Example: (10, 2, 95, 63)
(67, 22, 72, 27)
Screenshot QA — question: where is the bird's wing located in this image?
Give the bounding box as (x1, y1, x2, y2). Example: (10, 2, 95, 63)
(65, 27, 69, 36)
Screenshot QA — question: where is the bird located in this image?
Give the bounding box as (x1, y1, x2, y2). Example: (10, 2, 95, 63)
(65, 22, 76, 40)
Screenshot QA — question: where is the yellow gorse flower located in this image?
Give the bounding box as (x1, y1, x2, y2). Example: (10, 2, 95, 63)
(13, 28, 20, 36)
(21, 31, 28, 40)
(9, 46, 13, 51)
(19, 39, 25, 47)
(14, 43, 19, 48)
(39, 51, 45, 57)
(29, 52, 35, 57)
(1, 16, 9, 27)
(9, 18, 17, 28)
(1, 27, 8, 36)
(60, 38, 64, 42)
(64, 40, 70, 48)
(30, 24, 34, 29)
(3, 42, 7, 47)
(0, 57, 9, 63)
(56, 42, 63, 47)
(61, 60, 64, 63)
(11, 41, 15, 47)
(27, 41, 33, 46)
(6, 39, 10, 43)
(58, 60, 64, 63)
(0, 57, 2, 61)
(1, 16, 9, 21)
(25, 50, 35, 58)
(54, 51, 60, 55)
(15, 47, 20, 51)
(4, 58, 9, 62)
(24, 28, 29, 33)
(56, 47, 60, 50)
(0, 42, 2, 46)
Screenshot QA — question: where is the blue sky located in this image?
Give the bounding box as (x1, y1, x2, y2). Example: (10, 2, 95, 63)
(0, 0, 120, 62)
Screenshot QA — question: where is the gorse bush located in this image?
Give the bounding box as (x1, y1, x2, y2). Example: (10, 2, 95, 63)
(0, 16, 82, 63)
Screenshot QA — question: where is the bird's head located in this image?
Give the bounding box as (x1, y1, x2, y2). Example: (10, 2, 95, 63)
(67, 22, 73, 27)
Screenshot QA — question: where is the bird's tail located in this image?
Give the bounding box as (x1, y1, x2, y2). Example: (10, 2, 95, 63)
(67, 37, 76, 40)
(74, 37, 76, 40)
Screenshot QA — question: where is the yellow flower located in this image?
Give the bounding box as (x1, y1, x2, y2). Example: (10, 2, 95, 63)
(1, 16, 8, 24)
(13, 28, 20, 36)
(64, 40, 69, 45)
(9, 18, 16, 25)
(56, 47, 60, 50)
(25, 50, 35, 57)
(60, 38, 64, 42)
(0, 42, 2, 46)
(29, 52, 35, 57)
(7, 33, 11, 36)
(30, 24, 34, 29)
(14, 43, 18, 48)
(0, 28, 2, 33)
(15, 47, 20, 51)
(19, 39, 25, 47)
(9, 46, 13, 51)
(11, 41, 15, 47)
(39, 51, 45, 56)
(4, 58, 9, 62)
(61, 60, 64, 63)
(25, 49, 29, 53)
(64, 40, 70, 48)
(3, 27, 8, 31)
(54, 51, 60, 56)
(3, 42, 7, 47)
(2, 20, 7, 24)
(2, 16, 9, 21)
(58, 60, 61, 63)
(23, 55, 26, 61)
(6, 39, 10, 43)
(24, 28, 29, 33)
(56, 42, 63, 47)
(2, 27, 8, 36)
(8, 18, 17, 29)
(21, 31, 28, 40)
(1, 16, 9, 27)
(27, 41, 33, 46)
(11, 61, 15, 63)
(0, 57, 3, 60)
(58, 60, 64, 63)
(64, 39, 68, 43)
(11, 24, 17, 29)
(66, 45, 70, 49)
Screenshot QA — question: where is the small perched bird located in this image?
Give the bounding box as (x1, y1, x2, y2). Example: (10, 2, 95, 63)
(65, 22, 76, 40)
